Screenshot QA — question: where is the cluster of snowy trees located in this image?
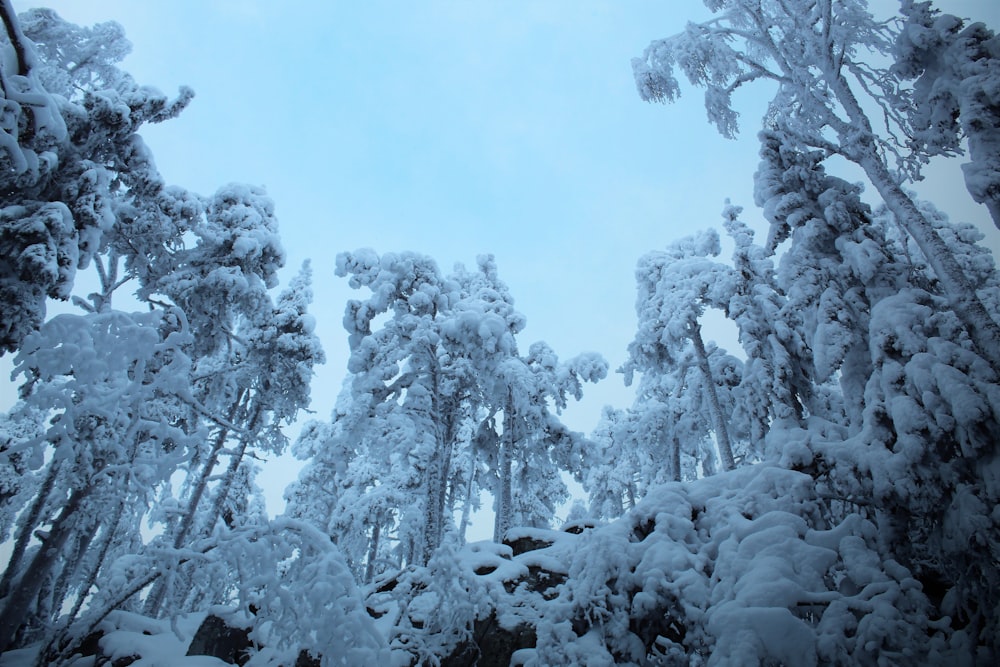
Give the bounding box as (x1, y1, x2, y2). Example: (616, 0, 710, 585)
(0, 4, 385, 664)
(0, 0, 998, 665)
(568, 0, 1000, 660)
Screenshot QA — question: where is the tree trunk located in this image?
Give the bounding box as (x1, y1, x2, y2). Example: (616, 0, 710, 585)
(668, 433, 682, 482)
(204, 403, 262, 536)
(493, 391, 515, 543)
(425, 409, 456, 562)
(690, 323, 736, 472)
(823, 65, 1000, 372)
(36, 514, 97, 630)
(65, 500, 126, 625)
(144, 389, 245, 618)
(860, 153, 1000, 372)
(178, 390, 246, 546)
(419, 352, 459, 566)
(458, 456, 477, 546)
(364, 521, 381, 584)
(493, 441, 512, 543)
(0, 487, 86, 654)
(150, 404, 263, 614)
(41, 539, 224, 667)
(0, 459, 61, 600)
(0, 0, 28, 77)
(422, 449, 443, 565)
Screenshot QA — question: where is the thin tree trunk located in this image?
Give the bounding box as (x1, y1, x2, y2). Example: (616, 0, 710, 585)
(364, 520, 381, 584)
(493, 441, 512, 543)
(422, 454, 442, 566)
(690, 323, 736, 472)
(419, 354, 456, 566)
(668, 434, 682, 482)
(150, 404, 262, 615)
(204, 403, 262, 536)
(424, 409, 456, 563)
(22, 569, 55, 645)
(0, 0, 28, 77)
(434, 420, 455, 539)
(42, 567, 162, 667)
(493, 391, 515, 543)
(36, 515, 97, 630)
(144, 389, 246, 618)
(40, 538, 225, 667)
(65, 500, 126, 625)
(458, 456, 477, 546)
(177, 390, 247, 545)
(0, 0, 37, 141)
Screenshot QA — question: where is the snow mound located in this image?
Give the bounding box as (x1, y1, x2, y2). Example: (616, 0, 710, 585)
(377, 462, 970, 666)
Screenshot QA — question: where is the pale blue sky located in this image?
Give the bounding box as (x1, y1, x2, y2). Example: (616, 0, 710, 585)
(5, 1, 1000, 531)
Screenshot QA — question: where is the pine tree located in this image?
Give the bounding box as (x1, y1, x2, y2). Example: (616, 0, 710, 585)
(291, 251, 605, 578)
(584, 407, 641, 520)
(0, 2, 193, 353)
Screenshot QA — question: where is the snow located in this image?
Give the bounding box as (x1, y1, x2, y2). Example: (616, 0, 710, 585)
(0, 612, 224, 667)
(2, 1, 999, 664)
(98, 612, 227, 667)
(344, 458, 961, 665)
(458, 540, 526, 583)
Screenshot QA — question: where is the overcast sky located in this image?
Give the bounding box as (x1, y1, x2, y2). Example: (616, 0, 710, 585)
(5, 1, 1000, 532)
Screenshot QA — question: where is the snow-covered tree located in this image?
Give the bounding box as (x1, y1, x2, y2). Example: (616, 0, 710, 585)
(0, 309, 195, 653)
(894, 0, 1000, 230)
(0, 3, 193, 353)
(583, 407, 642, 520)
(0, 7, 326, 655)
(489, 343, 606, 541)
(328, 250, 464, 568)
(156, 183, 284, 358)
(847, 285, 1000, 648)
(722, 205, 816, 451)
(632, 0, 1000, 373)
(755, 131, 910, 434)
(622, 229, 742, 473)
(616, 5, 1000, 658)
(291, 251, 604, 580)
(143, 260, 323, 617)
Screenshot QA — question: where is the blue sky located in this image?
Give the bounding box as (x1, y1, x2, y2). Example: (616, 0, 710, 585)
(6, 1, 1000, 531)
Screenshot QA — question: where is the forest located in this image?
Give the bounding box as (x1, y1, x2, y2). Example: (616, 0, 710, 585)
(0, 0, 999, 665)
